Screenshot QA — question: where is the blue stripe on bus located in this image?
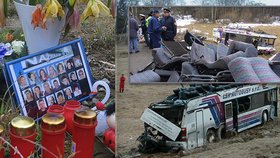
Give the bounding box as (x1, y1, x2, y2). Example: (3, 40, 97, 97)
(238, 119, 261, 129)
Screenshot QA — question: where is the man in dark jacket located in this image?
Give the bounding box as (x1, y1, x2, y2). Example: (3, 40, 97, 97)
(129, 15, 139, 53)
(140, 14, 149, 47)
(161, 8, 177, 41)
(147, 10, 166, 49)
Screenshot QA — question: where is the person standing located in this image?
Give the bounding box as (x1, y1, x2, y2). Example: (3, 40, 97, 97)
(129, 15, 139, 53)
(145, 11, 153, 48)
(145, 11, 153, 28)
(218, 26, 223, 43)
(139, 14, 149, 47)
(119, 74, 126, 93)
(148, 10, 166, 49)
(161, 8, 177, 41)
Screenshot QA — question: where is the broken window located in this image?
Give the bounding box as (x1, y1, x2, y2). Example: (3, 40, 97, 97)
(251, 92, 265, 109)
(237, 96, 251, 113)
(225, 102, 233, 119)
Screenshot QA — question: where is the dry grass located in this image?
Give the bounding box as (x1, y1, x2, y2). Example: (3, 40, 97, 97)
(176, 23, 220, 42)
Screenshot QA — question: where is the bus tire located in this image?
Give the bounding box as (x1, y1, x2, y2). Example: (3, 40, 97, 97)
(261, 111, 268, 125)
(217, 125, 226, 141)
(206, 129, 216, 143)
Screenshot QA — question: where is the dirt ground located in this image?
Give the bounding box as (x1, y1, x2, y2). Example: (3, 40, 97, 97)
(129, 43, 153, 74)
(116, 41, 280, 158)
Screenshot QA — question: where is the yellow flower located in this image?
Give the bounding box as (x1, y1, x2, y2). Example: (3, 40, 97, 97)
(96, 0, 110, 17)
(81, 0, 93, 21)
(42, 0, 65, 24)
(81, 0, 110, 22)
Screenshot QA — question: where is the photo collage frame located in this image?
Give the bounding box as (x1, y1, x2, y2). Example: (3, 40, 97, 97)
(4, 39, 94, 119)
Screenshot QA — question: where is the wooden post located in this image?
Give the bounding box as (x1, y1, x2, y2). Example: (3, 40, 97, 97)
(0, 0, 6, 27)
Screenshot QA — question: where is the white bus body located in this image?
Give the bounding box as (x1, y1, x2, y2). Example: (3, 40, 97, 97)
(213, 27, 277, 53)
(140, 84, 278, 151)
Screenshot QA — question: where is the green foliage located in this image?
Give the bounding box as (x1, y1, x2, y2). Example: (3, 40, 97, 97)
(0, 28, 28, 62)
(29, 0, 45, 6)
(3, 0, 8, 17)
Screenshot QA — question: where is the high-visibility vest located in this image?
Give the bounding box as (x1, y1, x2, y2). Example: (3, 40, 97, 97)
(146, 16, 152, 27)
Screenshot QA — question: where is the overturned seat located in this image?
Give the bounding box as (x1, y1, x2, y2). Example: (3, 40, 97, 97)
(227, 41, 258, 57)
(269, 53, 280, 77)
(228, 57, 280, 83)
(152, 48, 189, 70)
(130, 70, 161, 83)
(190, 41, 258, 70)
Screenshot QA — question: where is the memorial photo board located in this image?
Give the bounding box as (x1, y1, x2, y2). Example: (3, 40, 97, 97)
(4, 39, 94, 119)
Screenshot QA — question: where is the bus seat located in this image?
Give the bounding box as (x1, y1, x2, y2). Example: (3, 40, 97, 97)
(130, 70, 161, 83)
(228, 57, 280, 83)
(190, 42, 216, 62)
(195, 51, 246, 70)
(217, 43, 229, 59)
(268, 53, 280, 77)
(181, 62, 200, 76)
(227, 41, 258, 57)
(167, 71, 180, 82)
(152, 48, 189, 69)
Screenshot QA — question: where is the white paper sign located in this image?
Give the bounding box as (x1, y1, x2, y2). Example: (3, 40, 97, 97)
(141, 108, 181, 141)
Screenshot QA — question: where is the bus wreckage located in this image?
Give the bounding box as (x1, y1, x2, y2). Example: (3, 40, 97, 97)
(130, 32, 280, 83)
(138, 84, 278, 153)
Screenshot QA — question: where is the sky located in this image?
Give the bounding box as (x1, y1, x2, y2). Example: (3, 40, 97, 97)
(257, 0, 280, 5)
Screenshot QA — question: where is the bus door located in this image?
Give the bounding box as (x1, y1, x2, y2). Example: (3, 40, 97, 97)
(187, 110, 204, 149)
(270, 89, 278, 118)
(225, 100, 238, 131)
(196, 110, 204, 147)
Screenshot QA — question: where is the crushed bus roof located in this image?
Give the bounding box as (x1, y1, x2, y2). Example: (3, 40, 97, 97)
(152, 84, 278, 111)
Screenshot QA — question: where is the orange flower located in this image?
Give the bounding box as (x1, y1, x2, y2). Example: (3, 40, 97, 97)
(31, 4, 47, 29)
(5, 33, 13, 42)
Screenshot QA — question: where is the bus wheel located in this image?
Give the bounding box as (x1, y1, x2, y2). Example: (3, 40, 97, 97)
(217, 125, 226, 141)
(206, 129, 216, 143)
(261, 111, 268, 125)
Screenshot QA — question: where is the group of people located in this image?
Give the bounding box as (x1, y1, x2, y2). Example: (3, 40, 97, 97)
(129, 8, 177, 53)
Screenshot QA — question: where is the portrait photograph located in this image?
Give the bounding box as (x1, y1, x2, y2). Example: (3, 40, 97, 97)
(46, 94, 56, 106)
(18, 74, 29, 90)
(23, 88, 34, 104)
(27, 71, 40, 85)
(38, 68, 49, 82)
(56, 91, 66, 105)
(77, 68, 86, 80)
(73, 56, 83, 68)
(48, 65, 58, 79)
(64, 87, 73, 100)
(72, 83, 82, 97)
(56, 62, 66, 75)
(51, 78, 61, 91)
(60, 75, 70, 87)
(42, 81, 53, 96)
(65, 59, 75, 72)
(33, 85, 44, 99)
(69, 71, 78, 82)
(36, 98, 47, 112)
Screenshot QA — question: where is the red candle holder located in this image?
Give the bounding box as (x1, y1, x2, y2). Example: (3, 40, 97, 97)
(41, 113, 66, 158)
(72, 107, 98, 157)
(9, 116, 36, 158)
(63, 100, 81, 134)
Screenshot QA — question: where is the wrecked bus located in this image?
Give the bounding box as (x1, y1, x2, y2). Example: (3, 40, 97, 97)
(213, 27, 277, 54)
(138, 84, 278, 152)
